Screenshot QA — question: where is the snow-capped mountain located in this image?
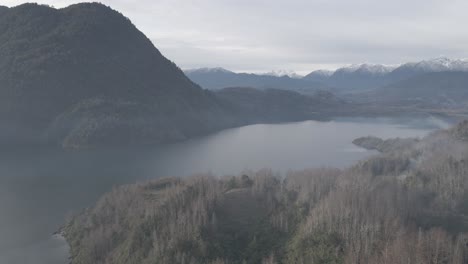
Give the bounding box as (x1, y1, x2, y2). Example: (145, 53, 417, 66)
(303, 70, 334, 83)
(388, 57, 468, 82)
(312, 69, 334, 76)
(305, 69, 333, 77)
(302, 58, 468, 93)
(398, 57, 468, 73)
(184, 58, 468, 94)
(303, 64, 399, 92)
(305, 57, 468, 82)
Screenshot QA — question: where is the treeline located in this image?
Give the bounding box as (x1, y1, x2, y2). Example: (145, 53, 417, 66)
(64, 121, 468, 263)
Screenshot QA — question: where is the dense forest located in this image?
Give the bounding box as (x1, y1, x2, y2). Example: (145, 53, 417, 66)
(63, 121, 468, 263)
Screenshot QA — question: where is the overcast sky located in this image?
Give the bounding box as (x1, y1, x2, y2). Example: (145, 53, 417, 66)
(2, 0, 468, 74)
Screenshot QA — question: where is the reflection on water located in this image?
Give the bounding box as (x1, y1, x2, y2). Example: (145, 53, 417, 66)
(0, 117, 443, 264)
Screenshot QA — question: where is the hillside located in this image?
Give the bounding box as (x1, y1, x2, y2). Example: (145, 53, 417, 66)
(0, 3, 242, 147)
(215, 87, 345, 123)
(369, 71, 468, 108)
(64, 121, 468, 263)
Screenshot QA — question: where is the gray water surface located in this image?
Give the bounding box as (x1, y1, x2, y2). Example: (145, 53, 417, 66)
(0, 117, 445, 264)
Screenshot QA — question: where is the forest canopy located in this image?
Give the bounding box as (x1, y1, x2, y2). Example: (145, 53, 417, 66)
(63, 121, 468, 264)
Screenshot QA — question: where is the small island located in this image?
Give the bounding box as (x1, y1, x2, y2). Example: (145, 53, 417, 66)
(353, 135, 420, 153)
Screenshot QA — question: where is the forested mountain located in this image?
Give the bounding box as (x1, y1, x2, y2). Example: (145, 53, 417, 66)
(63, 121, 468, 263)
(0, 5, 8, 14)
(0, 3, 340, 148)
(0, 3, 242, 147)
(184, 68, 329, 91)
(216, 87, 345, 123)
(367, 71, 468, 108)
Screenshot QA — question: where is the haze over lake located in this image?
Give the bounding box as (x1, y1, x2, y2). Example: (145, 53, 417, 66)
(0, 117, 444, 264)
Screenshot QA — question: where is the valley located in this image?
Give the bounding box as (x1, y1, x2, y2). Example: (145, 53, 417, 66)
(0, 2, 468, 264)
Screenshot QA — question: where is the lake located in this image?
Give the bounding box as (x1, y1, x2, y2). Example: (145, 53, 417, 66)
(0, 117, 448, 264)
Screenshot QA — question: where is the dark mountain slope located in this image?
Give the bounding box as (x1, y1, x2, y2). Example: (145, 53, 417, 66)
(0, 3, 236, 146)
(215, 87, 345, 123)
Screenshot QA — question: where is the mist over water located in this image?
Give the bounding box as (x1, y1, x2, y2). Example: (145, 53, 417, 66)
(0, 117, 443, 264)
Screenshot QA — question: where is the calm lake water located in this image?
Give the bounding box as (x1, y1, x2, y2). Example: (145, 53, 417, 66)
(0, 117, 448, 264)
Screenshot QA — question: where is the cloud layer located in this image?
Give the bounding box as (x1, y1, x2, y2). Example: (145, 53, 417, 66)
(1, 0, 467, 73)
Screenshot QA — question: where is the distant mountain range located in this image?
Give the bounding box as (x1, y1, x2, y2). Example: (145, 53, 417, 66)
(186, 58, 468, 95)
(311, 58, 468, 93)
(184, 67, 329, 92)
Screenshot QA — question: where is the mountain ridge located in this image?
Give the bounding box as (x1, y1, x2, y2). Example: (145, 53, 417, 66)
(305, 57, 468, 78)
(187, 57, 468, 94)
(305, 57, 468, 93)
(184, 68, 329, 91)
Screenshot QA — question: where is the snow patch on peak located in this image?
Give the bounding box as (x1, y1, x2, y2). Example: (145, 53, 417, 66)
(308, 69, 334, 77)
(410, 57, 468, 72)
(262, 70, 303, 79)
(184, 67, 233, 74)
